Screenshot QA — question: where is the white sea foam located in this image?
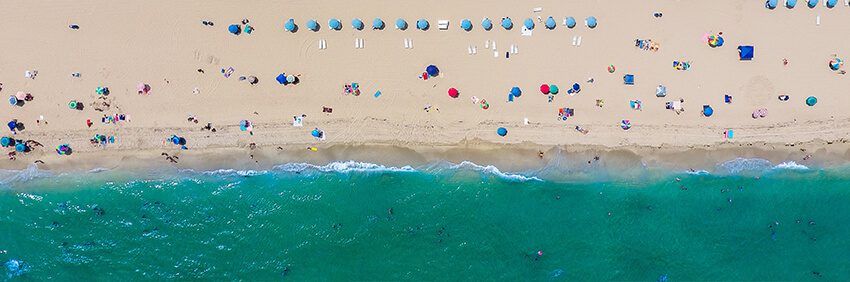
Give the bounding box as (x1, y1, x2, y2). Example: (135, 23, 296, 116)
(200, 169, 269, 177)
(0, 164, 50, 186)
(716, 158, 810, 174)
(272, 161, 416, 173)
(443, 161, 542, 182)
(773, 161, 809, 170)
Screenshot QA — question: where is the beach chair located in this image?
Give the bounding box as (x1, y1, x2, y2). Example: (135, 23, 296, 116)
(656, 85, 667, 97)
(630, 100, 642, 110)
(623, 74, 635, 85)
(724, 95, 732, 104)
(438, 20, 449, 30)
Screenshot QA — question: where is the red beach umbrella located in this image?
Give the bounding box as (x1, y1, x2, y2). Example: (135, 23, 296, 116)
(540, 84, 550, 94)
(448, 87, 459, 98)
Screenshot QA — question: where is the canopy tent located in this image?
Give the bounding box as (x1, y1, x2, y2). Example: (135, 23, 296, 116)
(565, 17, 576, 28)
(284, 19, 296, 32)
(373, 18, 385, 29)
(426, 65, 439, 76)
(501, 17, 513, 29)
(482, 18, 493, 30)
(328, 18, 342, 30)
(276, 74, 287, 84)
(524, 18, 534, 30)
(416, 19, 429, 30)
(510, 87, 522, 97)
(545, 17, 556, 29)
(738, 46, 754, 60)
(396, 18, 408, 30)
(585, 16, 597, 28)
(497, 127, 507, 137)
(461, 19, 472, 31)
(307, 19, 318, 31)
(448, 88, 459, 98)
(351, 18, 364, 30)
(228, 24, 241, 35)
(766, 0, 778, 9)
(806, 96, 818, 106)
(702, 105, 714, 117)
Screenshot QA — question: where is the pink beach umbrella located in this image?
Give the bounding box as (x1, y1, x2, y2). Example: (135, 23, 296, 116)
(137, 83, 151, 95)
(15, 91, 27, 100)
(448, 87, 459, 98)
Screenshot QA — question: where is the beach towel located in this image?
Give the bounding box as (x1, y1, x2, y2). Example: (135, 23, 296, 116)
(292, 116, 303, 127)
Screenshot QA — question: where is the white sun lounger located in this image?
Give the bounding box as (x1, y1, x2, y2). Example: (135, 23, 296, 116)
(438, 20, 449, 30)
(576, 36, 582, 47)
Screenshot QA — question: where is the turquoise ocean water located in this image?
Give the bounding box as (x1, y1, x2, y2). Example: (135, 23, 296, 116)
(2, 159, 850, 281)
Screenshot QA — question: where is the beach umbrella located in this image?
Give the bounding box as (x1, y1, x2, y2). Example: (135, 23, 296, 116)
(829, 58, 842, 70)
(806, 96, 818, 106)
(284, 18, 296, 32)
(15, 143, 26, 152)
(826, 0, 836, 8)
(7, 120, 16, 131)
(396, 18, 407, 30)
(15, 92, 26, 100)
(565, 17, 576, 28)
(786, 0, 797, 7)
(8, 96, 17, 106)
(1, 137, 10, 147)
(68, 100, 78, 109)
(373, 18, 385, 29)
(276, 74, 286, 84)
(608, 64, 616, 73)
(766, 0, 778, 8)
(286, 75, 296, 83)
(137, 83, 150, 94)
(178, 137, 186, 146)
(656, 85, 667, 97)
(239, 120, 250, 131)
(416, 19, 429, 30)
(497, 127, 507, 137)
(352, 18, 364, 30)
(524, 18, 534, 30)
(311, 128, 322, 138)
(510, 87, 522, 97)
(808, 0, 818, 7)
(572, 83, 581, 92)
(549, 84, 559, 94)
(540, 84, 550, 94)
(482, 18, 493, 30)
(545, 17, 556, 29)
(586, 16, 597, 28)
(702, 105, 714, 117)
(620, 120, 631, 130)
(247, 76, 258, 84)
(715, 36, 724, 47)
(329, 18, 341, 30)
(426, 65, 439, 76)
(501, 17, 513, 29)
(56, 144, 71, 155)
(461, 19, 472, 31)
(448, 88, 459, 98)
(307, 19, 318, 31)
(171, 135, 180, 145)
(228, 24, 240, 35)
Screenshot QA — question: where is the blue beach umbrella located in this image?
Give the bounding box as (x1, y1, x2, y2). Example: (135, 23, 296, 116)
(1, 137, 10, 147)
(806, 96, 818, 106)
(565, 17, 576, 28)
(461, 19, 472, 31)
(307, 19, 318, 31)
(8, 96, 17, 106)
(808, 0, 818, 7)
(395, 18, 408, 30)
(482, 18, 493, 30)
(239, 120, 250, 131)
(7, 121, 16, 131)
(501, 17, 513, 29)
(372, 18, 385, 29)
(497, 127, 507, 137)
(228, 24, 241, 35)
(572, 83, 581, 92)
(416, 19, 429, 30)
(171, 135, 180, 145)
(586, 16, 597, 28)
(826, 0, 837, 7)
(426, 65, 439, 76)
(352, 18, 364, 30)
(311, 129, 322, 138)
(703, 105, 714, 117)
(510, 86, 522, 97)
(766, 0, 778, 9)
(15, 143, 26, 152)
(329, 18, 341, 30)
(545, 17, 556, 29)
(284, 18, 296, 32)
(524, 18, 534, 30)
(786, 0, 797, 7)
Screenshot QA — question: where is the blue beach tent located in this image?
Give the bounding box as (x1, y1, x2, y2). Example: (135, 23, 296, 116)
(373, 18, 385, 29)
(482, 18, 493, 30)
(565, 17, 576, 28)
(461, 19, 472, 31)
(396, 18, 408, 30)
(545, 17, 556, 29)
(738, 46, 754, 60)
(352, 18, 364, 30)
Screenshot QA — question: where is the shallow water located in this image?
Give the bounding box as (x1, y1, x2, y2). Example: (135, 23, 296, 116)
(2, 161, 850, 280)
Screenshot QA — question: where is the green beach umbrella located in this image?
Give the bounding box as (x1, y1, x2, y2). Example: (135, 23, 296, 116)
(549, 84, 559, 94)
(69, 100, 78, 109)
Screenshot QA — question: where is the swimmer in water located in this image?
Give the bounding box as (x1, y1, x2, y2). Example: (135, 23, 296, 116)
(387, 208, 393, 220)
(535, 250, 543, 261)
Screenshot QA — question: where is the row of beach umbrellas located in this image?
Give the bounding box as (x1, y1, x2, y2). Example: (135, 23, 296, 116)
(767, 0, 839, 9)
(282, 16, 597, 32)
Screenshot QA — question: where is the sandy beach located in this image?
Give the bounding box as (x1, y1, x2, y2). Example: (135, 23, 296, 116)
(1, 0, 849, 172)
